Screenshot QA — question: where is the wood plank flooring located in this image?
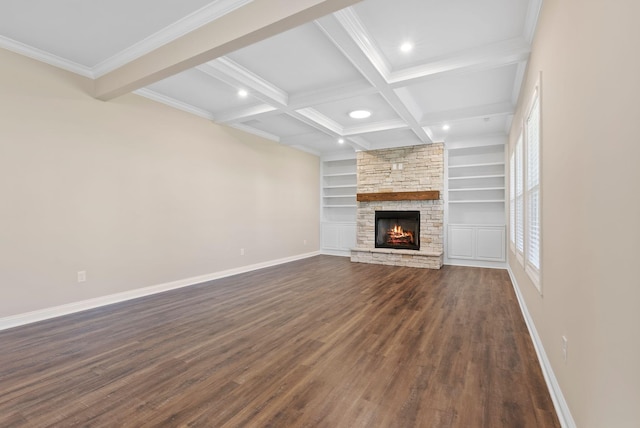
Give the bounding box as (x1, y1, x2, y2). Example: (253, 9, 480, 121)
(0, 256, 560, 427)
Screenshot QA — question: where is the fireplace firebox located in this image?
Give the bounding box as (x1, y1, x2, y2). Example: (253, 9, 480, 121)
(375, 210, 420, 250)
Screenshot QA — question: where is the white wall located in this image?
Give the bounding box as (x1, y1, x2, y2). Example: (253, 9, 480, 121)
(508, 0, 640, 426)
(0, 49, 320, 318)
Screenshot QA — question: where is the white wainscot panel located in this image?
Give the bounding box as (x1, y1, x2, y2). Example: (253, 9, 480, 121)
(447, 225, 505, 262)
(322, 222, 356, 255)
(476, 227, 505, 261)
(448, 226, 475, 259)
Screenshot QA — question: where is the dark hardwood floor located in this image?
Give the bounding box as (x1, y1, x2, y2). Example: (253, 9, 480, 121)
(0, 256, 559, 427)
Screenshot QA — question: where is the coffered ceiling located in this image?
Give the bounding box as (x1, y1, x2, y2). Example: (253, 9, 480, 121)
(0, 0, 541, 156)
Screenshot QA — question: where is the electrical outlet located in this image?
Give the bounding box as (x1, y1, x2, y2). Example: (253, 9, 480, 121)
(77, 271, 87, 283)
(303, 239, 307, 246)
(240, 248, 245, 256)
(561, 336, 568, 362)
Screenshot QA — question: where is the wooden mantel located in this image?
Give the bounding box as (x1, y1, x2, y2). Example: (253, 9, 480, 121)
(356, 190, 440, 202)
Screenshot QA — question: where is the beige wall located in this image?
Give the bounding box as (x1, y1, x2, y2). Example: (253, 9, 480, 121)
(508, 0, 640, 426)
(0, 49, 320, 318)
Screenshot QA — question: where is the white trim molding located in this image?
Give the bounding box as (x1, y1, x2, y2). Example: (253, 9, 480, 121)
(0, 251, 319, 332)
(0, 35, 93, 78)
(507, 266, 576, 428)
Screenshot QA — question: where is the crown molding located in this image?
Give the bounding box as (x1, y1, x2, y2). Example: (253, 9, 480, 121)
(343, 119, 407, 136)
(280, 132, 329, 146)
(133, 88, 215, 120)
(201, 58, 289, 106)
(332, 8, 391, 80)
(388, 38, 531, 88)
(213, 103, 278, 123)
(229, 123, 279, 142)
(511, 60, 529, 106)
(295, 108, 343, 135)
(0, 35, 94, 78)
(421, 102, 514, 126)
(92, 0, 253, 78)
(523, 0, 543, 44)
(344, 136, 372, 151)
(290, 144, 322, 157)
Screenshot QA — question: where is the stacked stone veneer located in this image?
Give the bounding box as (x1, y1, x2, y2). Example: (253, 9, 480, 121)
(351, 144, 444, 269)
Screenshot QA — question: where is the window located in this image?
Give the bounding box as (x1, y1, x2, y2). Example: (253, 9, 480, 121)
(510, 75, 542, 293)
(515, 134, 524, 263)
(509, 149, 516, 249)
(525, 88, 541, 287)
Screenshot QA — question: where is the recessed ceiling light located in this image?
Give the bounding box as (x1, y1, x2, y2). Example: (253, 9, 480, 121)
(338, 138, 345, 144)
(349, 110, 371, 119)
(400, 42, 414, 53)
(238, 89, 248, 98)
(442, 124, 450, 131)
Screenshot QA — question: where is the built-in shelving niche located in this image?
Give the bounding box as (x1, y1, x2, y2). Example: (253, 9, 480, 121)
(321, 157, 357, 256)
(446, 143, 506, 265)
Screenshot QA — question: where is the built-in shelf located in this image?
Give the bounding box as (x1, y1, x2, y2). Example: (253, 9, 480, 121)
(446, 143, 506, 264)
(322, 157, 357, 225)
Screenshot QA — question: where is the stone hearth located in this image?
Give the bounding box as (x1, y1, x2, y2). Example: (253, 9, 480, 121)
(350, 144, 444, 269)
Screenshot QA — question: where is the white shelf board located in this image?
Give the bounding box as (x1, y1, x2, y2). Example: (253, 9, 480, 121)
(323, 205, 358, 208)
(448, 200, 505, 204)
(449, 187, 505, 192)
(323, 195, 356, 198)
(324, 184, 358, 189)
(448, 162, 505, 169)
(448, 174, 505, 180)
(323, 173, 357, 177)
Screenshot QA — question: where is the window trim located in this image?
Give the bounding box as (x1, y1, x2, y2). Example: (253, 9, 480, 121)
(514, 133, 524, 267)
(524, 74, 542, 293)
(509, 148, 516, 252)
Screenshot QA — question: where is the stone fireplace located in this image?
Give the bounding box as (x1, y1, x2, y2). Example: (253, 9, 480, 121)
(350, 144, 444, 269)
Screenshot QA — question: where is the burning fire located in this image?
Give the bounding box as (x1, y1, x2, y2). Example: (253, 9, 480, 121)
(386, 224, 414, 245)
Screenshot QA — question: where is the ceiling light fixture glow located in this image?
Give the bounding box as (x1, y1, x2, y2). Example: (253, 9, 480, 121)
(442, 124, 450, 131)
(338, 138, 345, 144)
(400, 42, 414, 53)
(349, 110, 371, 119)
(237, 89, 248, 98)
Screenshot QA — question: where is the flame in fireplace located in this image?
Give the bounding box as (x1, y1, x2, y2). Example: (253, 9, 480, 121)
(386, 224, 415, 245)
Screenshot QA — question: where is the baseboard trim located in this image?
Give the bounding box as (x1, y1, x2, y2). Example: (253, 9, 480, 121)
(444, 259, 507, 269)
(320, 249, 351, 257)
(0, 251, 321, 332)
(507, 267, 576, 428)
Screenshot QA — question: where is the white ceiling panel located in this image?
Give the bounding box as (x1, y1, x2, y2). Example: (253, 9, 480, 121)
(428, 116, 510, 142)
(404, 64, 518, 116)
(0, 0, 220, 67)
(354, 0, 529, 70)
(240, 114, 321, 138)
(226, 23, 364, 94)
(146, 68, 263, 114)
(312, 93, 401, 127)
